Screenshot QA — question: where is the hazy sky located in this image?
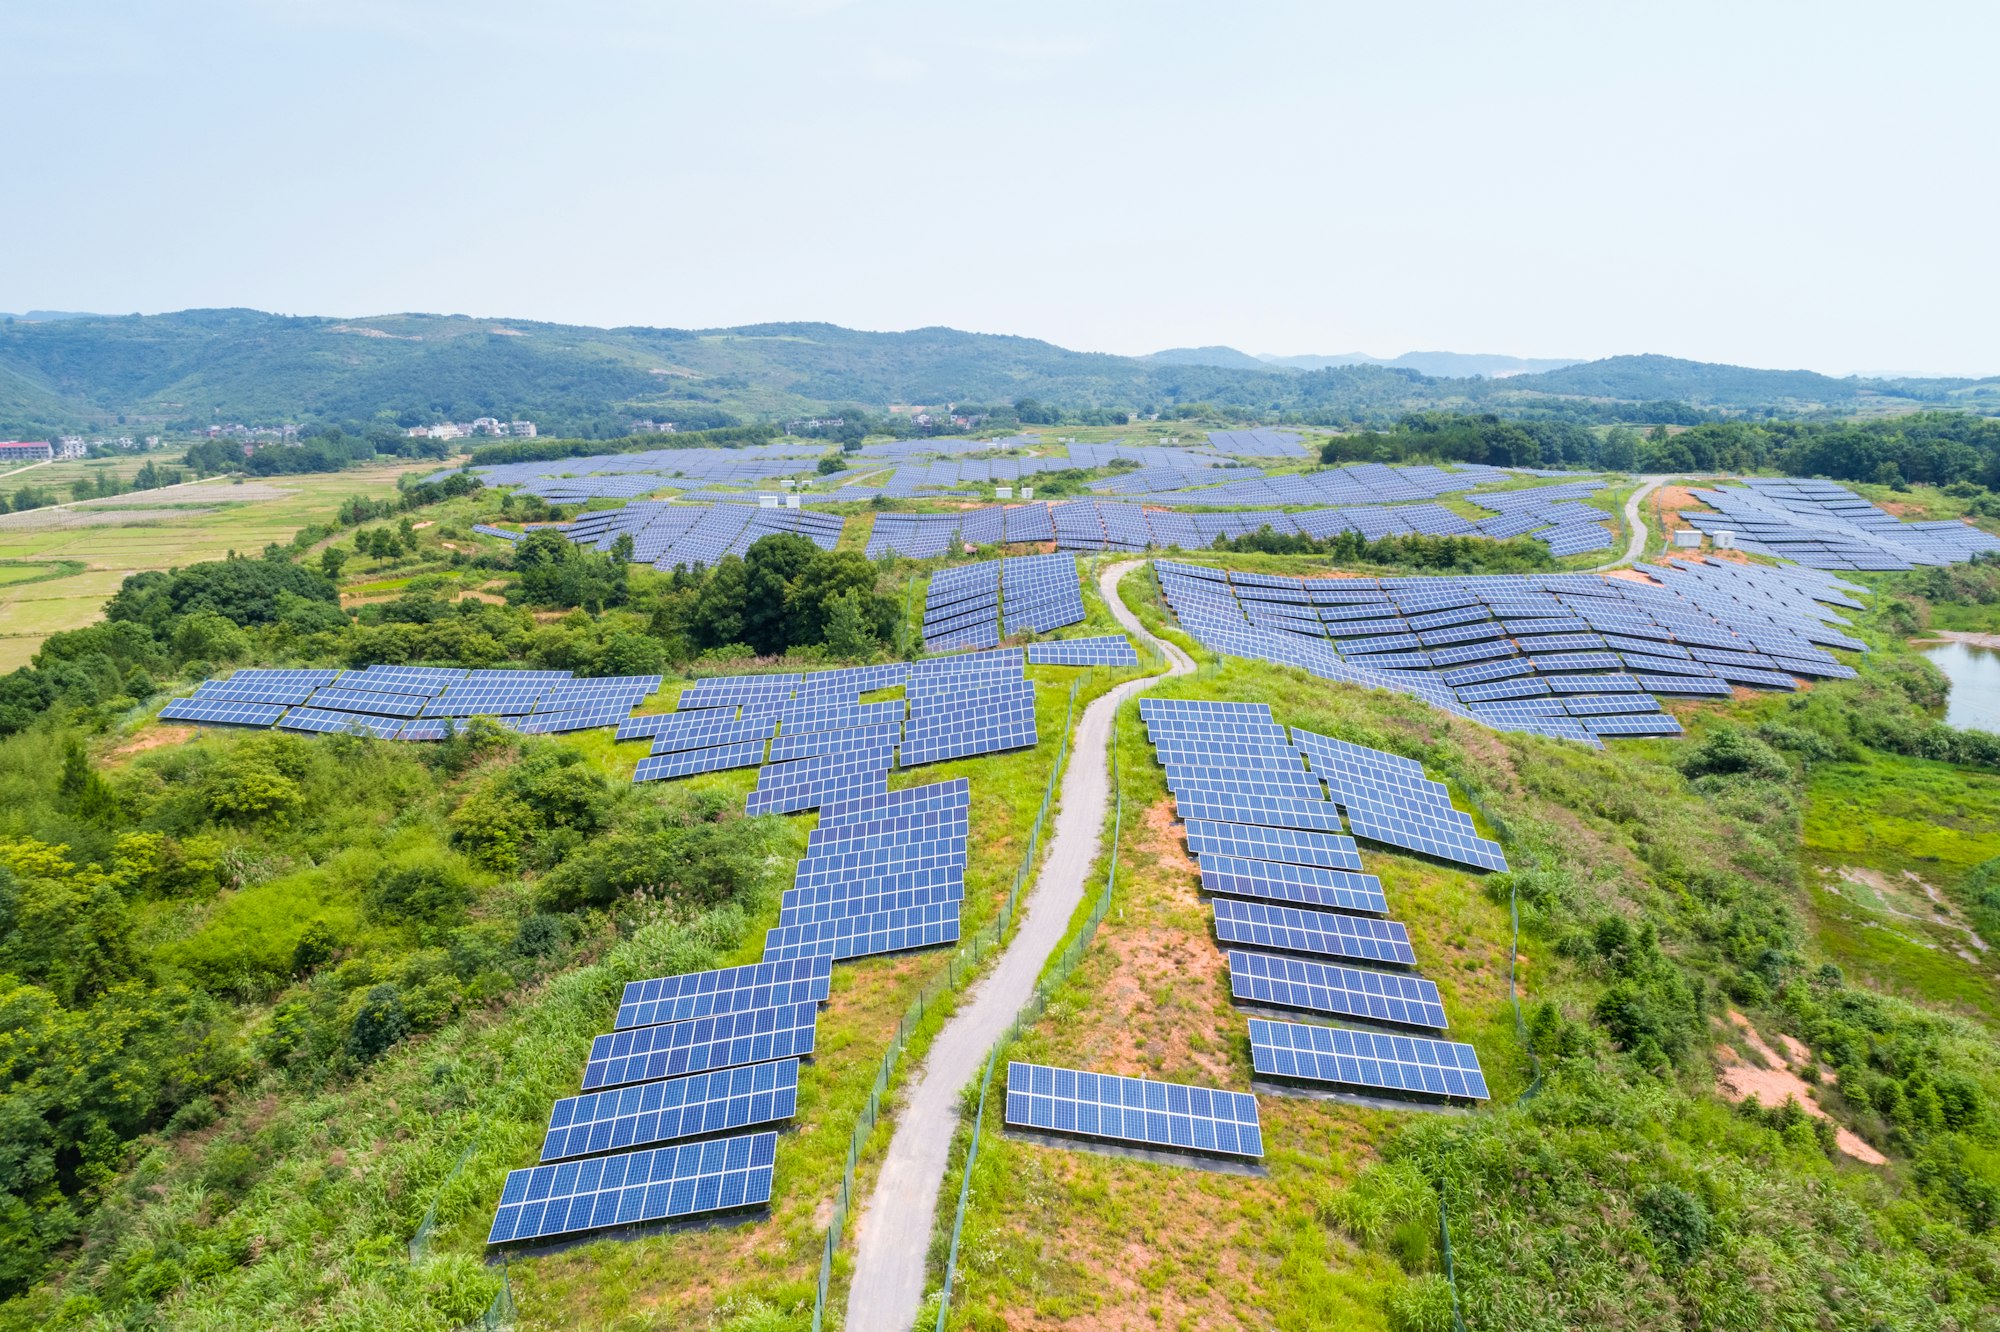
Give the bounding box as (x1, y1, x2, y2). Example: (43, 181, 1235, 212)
(7, 1, 1997, 375)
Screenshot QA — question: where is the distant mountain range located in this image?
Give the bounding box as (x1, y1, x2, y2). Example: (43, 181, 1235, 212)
(1146, 347, 1584, 378)
(0, 309, 1994, 436)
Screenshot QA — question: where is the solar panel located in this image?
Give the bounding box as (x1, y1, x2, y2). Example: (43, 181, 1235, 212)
(1004, 1062, 1264, 1159)
(616, 957, 834, 1030)
(1172, 787, 1345, 833)
(580, 1002, 819, 1091)
(509, 702, 636, 735)
(768, 719, 905, 763)
(540, 1060, 799, 1162)
(1182, 820, 1364, 870)
(1228, 951, 1446, 1029)
(157, 697, 290, 727)
(1295, 732, 1507, 872)
(818, 777, 970, 827)
(632, 740, 768, 783)
(1197, 854, 1388, 914)
(1211, 897, 1416, 966)
(190, 680, 321, 706)
(1026, 636, 1141, 667)
(1247, 1018, 1488, 1102)
(306, 687, 432, 719)
(277, 706, 404, 738)
(901, 706, 1038, 765)
(487, 1130, 777, 1243)
(1162, 766, 1325, 802)
(641, 715, 775, 754)
(761, 900, 961, 961)
(746, 748, 897, 815)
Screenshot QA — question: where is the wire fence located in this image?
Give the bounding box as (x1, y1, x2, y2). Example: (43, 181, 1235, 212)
(931, 698, 1131, 1331)
(807, 673, 1088, 1332)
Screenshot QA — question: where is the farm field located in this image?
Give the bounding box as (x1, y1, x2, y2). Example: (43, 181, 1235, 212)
(0, 460, 437, 669)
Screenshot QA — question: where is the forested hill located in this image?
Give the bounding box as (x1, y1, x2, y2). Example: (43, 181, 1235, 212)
(1, 309, 1995, 436)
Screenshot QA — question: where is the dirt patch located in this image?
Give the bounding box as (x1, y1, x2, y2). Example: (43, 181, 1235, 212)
(1140, 799, 1198, 877)
(1714, 1010, 1886, 1164)
(1605, 566, 1659, 585)
(1918, 630, 2000, 650)
(107, 725, 196, 760)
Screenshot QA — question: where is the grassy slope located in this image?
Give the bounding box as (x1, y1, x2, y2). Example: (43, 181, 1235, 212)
(926, 563, 2000, 1331)
(11, 637, 1149, 1331)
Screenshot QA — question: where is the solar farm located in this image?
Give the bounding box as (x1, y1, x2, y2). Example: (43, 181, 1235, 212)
(920, 552, 1087, 650)
(1679, 478, 2000, 570)
(994, 698, 1493, 1170)
(485, 648, 1120, 1243)
(1154, 556, 1871, 745)
(156, 666, 665, 737)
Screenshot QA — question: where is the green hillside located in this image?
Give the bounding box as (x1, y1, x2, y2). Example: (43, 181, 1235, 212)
(5, 311, 1996, 437)
(0, 458, 1999, 1329)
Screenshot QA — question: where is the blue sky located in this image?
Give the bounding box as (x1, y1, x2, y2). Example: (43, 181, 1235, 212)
(6, 1, 1995, 375)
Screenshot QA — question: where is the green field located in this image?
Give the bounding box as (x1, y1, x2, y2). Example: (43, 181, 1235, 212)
(0, 461, 437, 669)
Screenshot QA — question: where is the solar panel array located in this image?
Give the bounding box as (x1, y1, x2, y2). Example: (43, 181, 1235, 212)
(159, 668, 662, 741)
(490, 655, 1034, 1244)
(1004, 1061, 1264, 1159)
(487, 1131, 778, 1244)
(1248, 1019, 1489, 1102)
(1137, 697, 1490, 1107)
(1155, 556, 1868, 745)
(1682, 478, 2000, 570)
(561, 501, 845, 570)
(1026, 634, 1141, 667)
(426, 442, 829, 499)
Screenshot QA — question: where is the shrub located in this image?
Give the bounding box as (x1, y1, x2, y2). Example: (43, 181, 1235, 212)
(1636, 1183, 1710, 1262)
(1677, 726, 1792, 784)
(346, 984, 410, 1061)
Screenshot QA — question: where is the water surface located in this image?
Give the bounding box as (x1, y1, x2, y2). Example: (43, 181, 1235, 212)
(1922, 640, 2000, 733)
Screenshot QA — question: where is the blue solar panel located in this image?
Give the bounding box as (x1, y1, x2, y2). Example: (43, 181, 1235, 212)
(158, 697, 290, 727)
(633, 740, 768, 783)
(509, 702, 636, 735)
(305, 687, 431, 719)
(1162, 766, 1325, 802)
(1026, 636, 1140, 667)
(902, 706, 1038, 765)
(644, 715, 775, 754)
(810, 810, 968, 863)
(818, 777, 970, 827)
(540, 1061, 799, 1162)
(1004, 1062, 1263, 1159)
(616, 957, 833, 1030)
(1247, 1018, 1488, 1102)
(1211, 897, 1417, 966)
(1172, 788, 1345, 833)
(1228, 951, 1446, 1029)
(768, 719, 905, 763)
(581, 1002, 819, 1091)
(1181, 820, 1363, 870)
(1197, 854, 1387, 914)
(762, 901, 961, 961)
(487, 1130, 776, 1243)
(190, 680, 321, 706)
(277, 706, 404, 738)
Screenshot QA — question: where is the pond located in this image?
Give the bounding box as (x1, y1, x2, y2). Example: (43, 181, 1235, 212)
(1922, 639, 2000, 733)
